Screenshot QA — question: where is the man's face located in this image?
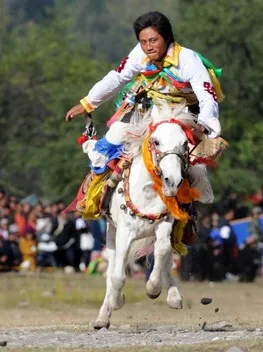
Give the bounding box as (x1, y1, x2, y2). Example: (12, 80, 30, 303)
(139, 27, 168, 61)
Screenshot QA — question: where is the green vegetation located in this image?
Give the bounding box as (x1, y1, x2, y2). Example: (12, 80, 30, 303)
(0, 273, 146, 308)
(1, 0, 263, 201)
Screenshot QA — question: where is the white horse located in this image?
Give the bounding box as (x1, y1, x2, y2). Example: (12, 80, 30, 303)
(93, 103, 197, 329)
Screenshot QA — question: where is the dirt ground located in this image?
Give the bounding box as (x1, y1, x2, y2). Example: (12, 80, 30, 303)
(1, 272, 263, 351)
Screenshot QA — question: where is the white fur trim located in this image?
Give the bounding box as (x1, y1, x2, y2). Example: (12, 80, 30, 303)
(106, 121, 128, 145)
(82, 140, 97, 155)
(188, 165, 214, 203)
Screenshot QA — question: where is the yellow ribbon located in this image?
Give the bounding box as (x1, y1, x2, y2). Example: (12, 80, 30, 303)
(82, 170, 111, 220)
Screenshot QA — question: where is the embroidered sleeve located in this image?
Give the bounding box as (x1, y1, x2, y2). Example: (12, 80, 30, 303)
(180, 49, 221, 138)
(80, 44, 144, 112)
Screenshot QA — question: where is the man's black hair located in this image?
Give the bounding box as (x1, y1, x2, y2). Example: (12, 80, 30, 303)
(133, 11, 175, 44)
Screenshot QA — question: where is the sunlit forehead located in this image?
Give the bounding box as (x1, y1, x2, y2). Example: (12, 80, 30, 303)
(138, 27, 163, 42)
(152, 123, 187, 151)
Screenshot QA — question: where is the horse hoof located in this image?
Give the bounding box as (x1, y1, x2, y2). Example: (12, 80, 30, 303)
(167, 299, 183, 309)
(146, 280, 162, 299)
(92, 320, 110, 330)
(146, 291, 161, 299)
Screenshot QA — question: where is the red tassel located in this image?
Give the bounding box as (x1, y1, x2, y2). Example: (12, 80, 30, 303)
(77, 135, 88, 145)
(191, 157, 218, 168)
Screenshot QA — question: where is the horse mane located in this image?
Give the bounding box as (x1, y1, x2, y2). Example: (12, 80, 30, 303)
(118, 101, 196, 158)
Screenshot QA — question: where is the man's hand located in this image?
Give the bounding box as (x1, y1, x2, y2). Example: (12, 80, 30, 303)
(196, 124, 206, 133)
(65, 104, 86, 122)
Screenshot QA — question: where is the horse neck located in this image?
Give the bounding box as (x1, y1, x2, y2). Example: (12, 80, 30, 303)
(127, 155, 167, 214)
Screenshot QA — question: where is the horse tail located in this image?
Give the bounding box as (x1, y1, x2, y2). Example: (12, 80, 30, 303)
(127, 236, 155, 264)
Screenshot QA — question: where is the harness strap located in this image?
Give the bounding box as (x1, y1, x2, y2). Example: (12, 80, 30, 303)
(122, 163, 168, 221)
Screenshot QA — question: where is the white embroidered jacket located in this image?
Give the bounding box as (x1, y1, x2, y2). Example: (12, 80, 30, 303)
(80, 43, 221, 138)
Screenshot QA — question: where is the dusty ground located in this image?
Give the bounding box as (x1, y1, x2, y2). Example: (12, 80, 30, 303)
(0, 272, 263, 351)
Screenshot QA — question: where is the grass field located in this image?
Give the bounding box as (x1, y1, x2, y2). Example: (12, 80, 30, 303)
(1, 272, 263, 351)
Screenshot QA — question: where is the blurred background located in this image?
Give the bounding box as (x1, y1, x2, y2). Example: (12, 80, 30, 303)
(1, 0, 263, 280)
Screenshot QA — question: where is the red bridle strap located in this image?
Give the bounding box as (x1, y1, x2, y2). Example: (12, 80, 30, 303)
(149, 119, 196, 145)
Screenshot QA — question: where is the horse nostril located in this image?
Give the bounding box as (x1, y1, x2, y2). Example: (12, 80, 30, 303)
(164, 177, 174, 188)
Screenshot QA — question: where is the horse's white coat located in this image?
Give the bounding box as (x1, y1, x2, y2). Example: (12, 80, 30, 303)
(93, 104, 195, 329)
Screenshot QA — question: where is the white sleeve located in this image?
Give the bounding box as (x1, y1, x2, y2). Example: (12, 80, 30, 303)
(80, 44, 144, 112)
(180, 49, 221, 138)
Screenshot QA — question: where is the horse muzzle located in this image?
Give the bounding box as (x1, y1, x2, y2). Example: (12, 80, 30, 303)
(162, 176, 182, 197)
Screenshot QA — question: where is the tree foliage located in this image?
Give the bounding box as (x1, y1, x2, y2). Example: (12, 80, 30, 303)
(1, 0, 263, 201)
(0, 5, 111, 200)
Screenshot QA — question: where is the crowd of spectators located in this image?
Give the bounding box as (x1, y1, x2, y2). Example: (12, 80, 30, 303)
(0, 189, 106, 274)
(1, 187, 263, 283)
(180, 192, 263, 283)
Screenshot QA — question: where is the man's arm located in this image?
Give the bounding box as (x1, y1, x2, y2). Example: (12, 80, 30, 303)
(180, 49, 221, 138)
(65, 44, 144, 121)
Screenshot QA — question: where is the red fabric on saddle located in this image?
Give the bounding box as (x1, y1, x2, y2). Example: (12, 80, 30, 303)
(63, 158, 120, 214)
(63, 175, 89, 213)
(107, 158, 119, 170)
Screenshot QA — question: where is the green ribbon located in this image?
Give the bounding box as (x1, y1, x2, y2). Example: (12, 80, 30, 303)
(196, 52, 223, 78)
(115, 80, 137, 108)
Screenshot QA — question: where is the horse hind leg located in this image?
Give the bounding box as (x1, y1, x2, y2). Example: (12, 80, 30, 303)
(146, 222, 172, 299)
(93, 224, 115, 330)
(162, 251, 183, 309)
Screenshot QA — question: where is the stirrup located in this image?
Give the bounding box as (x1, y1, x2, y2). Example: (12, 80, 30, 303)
(84, 113, 97, 139)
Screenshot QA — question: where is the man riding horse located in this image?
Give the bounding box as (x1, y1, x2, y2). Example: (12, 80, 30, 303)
(65, 11, 224, 240)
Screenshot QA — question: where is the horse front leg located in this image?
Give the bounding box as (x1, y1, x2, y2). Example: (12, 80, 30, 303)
(146, 221, 173, 299)
(162, 251, 183, 309)
(93, 223, 115, 330)
(110, 223, 135, 311)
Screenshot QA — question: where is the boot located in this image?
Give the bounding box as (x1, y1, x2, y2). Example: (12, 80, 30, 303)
(182, 202, 198, 246)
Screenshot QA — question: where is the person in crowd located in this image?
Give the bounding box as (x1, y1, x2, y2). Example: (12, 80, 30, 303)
(52, 212, 77, 270)
(180, 214, 213, 281)
(36, 216, 57, 269)
(14, 203, 27, 236)
(238, 235, 261, 282)
(89, 219, 106, 262)
(249, 206, 263, 241)
(0, 234, 13, 271)
(0, 218, 9, 240)
(0, 190, 8, 218)
(8, 196, 18, 214)
(75, 214, 95, 272)
(19, 230, 37, 271)
(219, 208, 239, 278)
(7, 224, 22, 268)
(24, 210, 37, 235)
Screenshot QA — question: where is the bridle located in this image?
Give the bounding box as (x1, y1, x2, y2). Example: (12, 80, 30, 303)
(120, 118, 197, 223)
(148, 119, 196, 181)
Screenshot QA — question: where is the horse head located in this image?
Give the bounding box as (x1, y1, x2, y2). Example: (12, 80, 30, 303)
(144, 103, 196, 197)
